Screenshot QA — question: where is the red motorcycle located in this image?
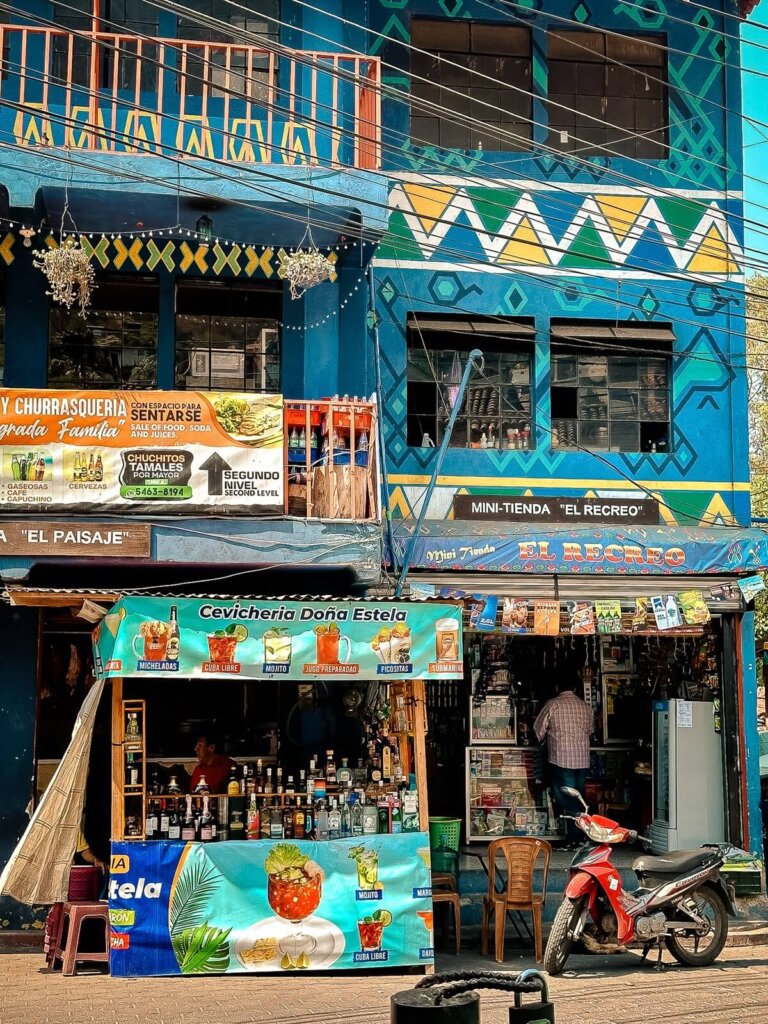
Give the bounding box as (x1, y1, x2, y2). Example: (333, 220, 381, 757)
(543, 788, 735, 975)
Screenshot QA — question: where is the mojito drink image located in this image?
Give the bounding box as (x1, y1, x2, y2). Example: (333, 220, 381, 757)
(207, 623, 248, 663)
(357, 909, 392, 950)
(263, 628, 292, 663)
(348, 845, 381, 890)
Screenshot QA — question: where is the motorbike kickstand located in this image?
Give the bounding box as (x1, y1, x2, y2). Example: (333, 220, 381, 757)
(641, 942, 653, 962)
(654, 938, 666, 972)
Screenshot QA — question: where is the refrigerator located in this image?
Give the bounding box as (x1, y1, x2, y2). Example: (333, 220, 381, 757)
(649, 699, 725, 854)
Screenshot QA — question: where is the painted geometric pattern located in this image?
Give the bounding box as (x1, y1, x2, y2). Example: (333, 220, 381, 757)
(43, 234, 337, 281)
(378, 184, 743, 276)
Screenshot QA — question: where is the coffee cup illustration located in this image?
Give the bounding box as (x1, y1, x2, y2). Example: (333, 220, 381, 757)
(314, 623, 351, 664)
(435, 617, 460, 662)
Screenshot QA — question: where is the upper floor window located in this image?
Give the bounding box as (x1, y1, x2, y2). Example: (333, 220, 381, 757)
(407, 316, 534, 449)
(178, 0, 280, 100)
(175, 279, 281, 393)
(410, 19, 532, 151)
(547, 30, 667, 158)
(48, 275, 158, 389)
(52, 1, 159, 90)
(550, 323, 673, 452)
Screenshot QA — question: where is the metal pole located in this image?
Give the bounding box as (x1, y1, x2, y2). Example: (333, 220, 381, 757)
(367, 265, 396, 573)
(395, 349, 483, 597)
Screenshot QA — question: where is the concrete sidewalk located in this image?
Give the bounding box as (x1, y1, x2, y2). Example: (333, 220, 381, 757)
(2, 945, 768, 1024)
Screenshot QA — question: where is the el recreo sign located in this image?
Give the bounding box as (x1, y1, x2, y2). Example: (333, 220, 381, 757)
(453, 494, 659, 525)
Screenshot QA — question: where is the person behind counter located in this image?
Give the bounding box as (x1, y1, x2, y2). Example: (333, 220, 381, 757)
(534, 671, 593, 847)
(190, 730, 237, 794)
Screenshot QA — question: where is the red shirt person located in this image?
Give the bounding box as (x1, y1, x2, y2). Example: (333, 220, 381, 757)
(189, 733, 236, 794)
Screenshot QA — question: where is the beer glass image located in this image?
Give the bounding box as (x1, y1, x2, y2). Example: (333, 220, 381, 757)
(207, 624, 248, 664)
(435, 617, 460, 662)
(314, 623, 351, 664)
(357, 909, 392, 950)
(263, 628, 292, 664)
(132, 621, 169, 661)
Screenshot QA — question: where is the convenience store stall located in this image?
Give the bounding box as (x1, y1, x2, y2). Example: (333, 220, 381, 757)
(95, 597, 463, 976)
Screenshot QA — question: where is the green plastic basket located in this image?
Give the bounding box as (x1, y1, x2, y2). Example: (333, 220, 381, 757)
(429, 817, 461, 854)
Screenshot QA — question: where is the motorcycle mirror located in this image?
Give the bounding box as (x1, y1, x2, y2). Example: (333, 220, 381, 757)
(562, 786, 588, 810)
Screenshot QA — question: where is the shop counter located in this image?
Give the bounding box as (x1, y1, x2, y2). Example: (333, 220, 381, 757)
(109, 833, 434, 976)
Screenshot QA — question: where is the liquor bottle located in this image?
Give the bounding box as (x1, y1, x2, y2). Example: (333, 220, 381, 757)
(304, 800, 314, 840)
(126, 752, 139, 787)
(350, 794, 363, 837)
(216, 804, 228, 842)
(167, 775, 182, 796)
(328, 798, 341, 840)
(247, 794, 260, 840)
(316, 800, 329, 841)
(240, 763, 248, 797)
(362, 795, 378, 836)
(229, 810, 245, 840)
(87, 454, 95, 481)
(227, 764, 240, 797)
(390, 791, 402, 835)
(381, 741, 392, 783)
(285, 775, 296, 796)
(402, 789, 419, 833)
(246, 763, 257, 797)
(166, 605, 180, 663)
(276, 766, 284, 795)
(200, 797, 214, 842)
(264, 767, 274, 795)
(354, 758, 367, 787)
(168, 801, 182, 841)
(145, 801, 157, 839)
(367, 756, 382, 786)
(194, 773, 210, 795)
(94, 454, 103, 482)
(159, 801, 170, 841)
(269, 801, 284, 840)
(282, 800, 294, 839)
(340, 793, 351, 838)
(336, 757, 352, 787)
(181, 796, 196, 841)
(306, 759, 317, 801)
(289, 427, 299, 449)
(377, 782, 390, 834)
(125, 712, 140, 742)
(150, 772, 162, 796)
(393, 751, 406, 787)
(208, 800, 218, 841)
(298, 769, 306, 796)
(325, 750, 337, 786)
(255, 758, 264, 792)
(293, 800, 306, 839)
(298, 427, 306, 449)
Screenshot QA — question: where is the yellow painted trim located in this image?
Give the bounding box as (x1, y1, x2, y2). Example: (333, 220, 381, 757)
(388, 474, 751, 492)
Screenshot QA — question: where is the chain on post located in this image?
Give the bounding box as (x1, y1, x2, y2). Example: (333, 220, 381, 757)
(391, 970, 554, 1024)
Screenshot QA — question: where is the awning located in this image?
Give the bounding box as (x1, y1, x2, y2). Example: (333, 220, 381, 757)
(36, 187, 364, 249)
(387, 522, 768, 576)
(93, 596, 464, 681)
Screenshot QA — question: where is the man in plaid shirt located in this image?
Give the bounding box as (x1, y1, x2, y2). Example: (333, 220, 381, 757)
(534, 672, 593, 845)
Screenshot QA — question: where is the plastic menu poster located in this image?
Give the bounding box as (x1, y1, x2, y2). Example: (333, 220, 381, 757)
(533, 600, 560, 636)
(567, 601, 595, 635)
(595, 600, 622, 634)
(650, 595, 683, 631)
(108, 835, 434, 976)
(677, 589, 711, 626)
(501, 598, 529, 634)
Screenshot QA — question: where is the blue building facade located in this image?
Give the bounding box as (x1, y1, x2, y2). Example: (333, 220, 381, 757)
(0, 0, 763, 931)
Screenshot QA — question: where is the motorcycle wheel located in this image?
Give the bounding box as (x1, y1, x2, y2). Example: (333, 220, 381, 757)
(665, 885, 728, 967)
(543, 896, 585, 975)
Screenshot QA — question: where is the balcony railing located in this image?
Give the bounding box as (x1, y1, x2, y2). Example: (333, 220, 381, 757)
(284, 398, 378, 521)
(0, 26, 381, 169)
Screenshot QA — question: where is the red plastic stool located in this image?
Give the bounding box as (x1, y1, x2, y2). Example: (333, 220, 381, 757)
(52, 901, 109, 976)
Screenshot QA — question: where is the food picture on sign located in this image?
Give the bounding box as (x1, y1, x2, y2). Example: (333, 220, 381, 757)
(371, 623, 412, 665)
(211, 394, 283, 446)
(502, 597, 529, 634)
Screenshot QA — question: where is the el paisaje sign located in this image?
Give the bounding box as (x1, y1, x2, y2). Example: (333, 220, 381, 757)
(0, 390, 283, 515)
(0, 521, 150, 557)
(453, 494, 659, 525)
(93, 597, 464, 680)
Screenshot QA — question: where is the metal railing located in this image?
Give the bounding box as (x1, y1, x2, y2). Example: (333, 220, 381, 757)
(284, 398, 378, 521)
(0, 25, 381, 168)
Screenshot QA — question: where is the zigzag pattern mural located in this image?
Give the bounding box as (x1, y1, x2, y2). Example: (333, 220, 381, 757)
(378, 185, 742, 275)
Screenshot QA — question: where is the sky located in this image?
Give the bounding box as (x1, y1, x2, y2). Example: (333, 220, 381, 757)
(742, 11, 768, 266)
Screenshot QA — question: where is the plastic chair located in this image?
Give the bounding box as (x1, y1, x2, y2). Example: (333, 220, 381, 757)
(480, 837, 551, 964)
(52, 901, 109, 976)
(432, 889, 461, 954)
(431, 847, 461, 954)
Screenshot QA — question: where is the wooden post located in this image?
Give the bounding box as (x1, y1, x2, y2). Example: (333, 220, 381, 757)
(111, 677, 123, 843)
(411, 677, 430, 831)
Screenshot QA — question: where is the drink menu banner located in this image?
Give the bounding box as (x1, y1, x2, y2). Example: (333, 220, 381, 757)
(0, 389, 283, 515)
(93, 597, 465, 680)
(109, 835, 434, 976)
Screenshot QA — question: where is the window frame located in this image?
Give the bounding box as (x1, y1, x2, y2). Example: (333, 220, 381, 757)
(409, 17, 533, 152)
(47, 274, 159, 390)
(546, 28, 668, 159)
(406, 315, 535, 450)
(174, 278, 282, 394)
(550, 322, 674, 453)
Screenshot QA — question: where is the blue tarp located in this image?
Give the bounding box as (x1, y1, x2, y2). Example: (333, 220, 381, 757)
(387, 522, 768, 576)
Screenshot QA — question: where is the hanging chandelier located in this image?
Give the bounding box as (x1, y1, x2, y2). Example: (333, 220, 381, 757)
(34, 238, 96, 316)
(278, 226, 334, 300)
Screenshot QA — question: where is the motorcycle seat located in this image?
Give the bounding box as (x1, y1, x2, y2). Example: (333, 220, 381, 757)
(633, 848, 717, 876)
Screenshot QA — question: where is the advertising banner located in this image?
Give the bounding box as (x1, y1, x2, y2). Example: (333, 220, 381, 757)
(0, 389, 283, 515)
(109, 836, 434, 976)
(93, 597, 465, 680)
